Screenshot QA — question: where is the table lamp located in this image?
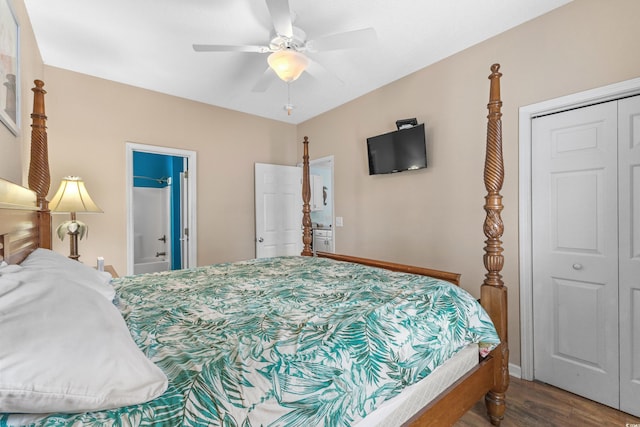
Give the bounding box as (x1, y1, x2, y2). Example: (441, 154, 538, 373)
(49, 176, 103, 261)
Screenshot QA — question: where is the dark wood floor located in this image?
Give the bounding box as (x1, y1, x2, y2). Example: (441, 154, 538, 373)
(454, 376, 640, 427)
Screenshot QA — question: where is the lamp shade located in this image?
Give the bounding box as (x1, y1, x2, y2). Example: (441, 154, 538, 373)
(49, 176, 102, 213)
(267, 49, 309, 82)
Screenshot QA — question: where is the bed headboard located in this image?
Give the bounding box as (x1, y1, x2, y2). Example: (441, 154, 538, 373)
(0, 179, 40, 264)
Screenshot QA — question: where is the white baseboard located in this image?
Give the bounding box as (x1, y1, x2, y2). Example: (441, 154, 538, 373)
(509, 363, 522, 379)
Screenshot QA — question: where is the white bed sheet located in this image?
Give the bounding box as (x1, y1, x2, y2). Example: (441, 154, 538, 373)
(357, 344, 479, 426)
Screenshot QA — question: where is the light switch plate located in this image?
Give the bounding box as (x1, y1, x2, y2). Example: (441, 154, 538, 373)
(335, 216, 343, 227)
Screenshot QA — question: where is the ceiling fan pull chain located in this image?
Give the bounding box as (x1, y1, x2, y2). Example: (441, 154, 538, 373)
(285, 82, 294, 116)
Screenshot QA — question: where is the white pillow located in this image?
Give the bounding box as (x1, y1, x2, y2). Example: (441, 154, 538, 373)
(20, 248, 115, 301)
(0, 267, 168, 413)
(0, 261, 23, 275)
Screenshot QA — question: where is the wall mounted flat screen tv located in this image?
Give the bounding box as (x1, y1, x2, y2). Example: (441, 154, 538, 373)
(366, 123, 426, 175)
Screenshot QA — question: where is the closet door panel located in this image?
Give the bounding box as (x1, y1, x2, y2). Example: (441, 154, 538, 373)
(619, 94, 640, 417)
(532, 101, 619, 408)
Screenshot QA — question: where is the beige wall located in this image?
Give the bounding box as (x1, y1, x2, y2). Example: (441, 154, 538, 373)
(41, 67, 298, 273)
(5, 0, 640, 370)
(297, 0, 640, 367)
(0, 0, 43, 184)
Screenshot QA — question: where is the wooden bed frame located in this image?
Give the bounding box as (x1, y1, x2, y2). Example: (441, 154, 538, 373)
(0, 65, 508, 426)
(300, 64, 509, 426)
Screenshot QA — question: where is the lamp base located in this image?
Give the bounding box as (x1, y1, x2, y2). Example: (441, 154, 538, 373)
(68, 230, 80, 261)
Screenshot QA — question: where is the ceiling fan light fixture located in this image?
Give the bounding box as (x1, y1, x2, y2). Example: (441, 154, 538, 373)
(267, 49, 309, 82)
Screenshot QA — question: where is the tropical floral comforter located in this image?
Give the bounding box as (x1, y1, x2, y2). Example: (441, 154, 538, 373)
(5, 256, 499, 427)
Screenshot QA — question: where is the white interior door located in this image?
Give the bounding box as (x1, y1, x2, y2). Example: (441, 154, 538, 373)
(532, 101, 620, 408)
(255, 163, 302, 258)
(618, 95, 640, 416)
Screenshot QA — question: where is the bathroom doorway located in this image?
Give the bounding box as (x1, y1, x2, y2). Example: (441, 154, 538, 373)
(126, 142, 197, 275)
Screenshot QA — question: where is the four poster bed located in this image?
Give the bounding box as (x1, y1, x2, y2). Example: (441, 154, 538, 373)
(0, 65, 508, 426)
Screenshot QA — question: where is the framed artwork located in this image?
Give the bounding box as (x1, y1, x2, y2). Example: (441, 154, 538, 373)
(0, 0, 19, 135)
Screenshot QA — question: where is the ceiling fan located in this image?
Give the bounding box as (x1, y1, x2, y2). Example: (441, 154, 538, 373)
(192, 0, 377, 93)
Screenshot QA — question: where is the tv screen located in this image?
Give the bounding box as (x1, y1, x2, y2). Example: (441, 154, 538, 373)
(366, 123, 426, 175)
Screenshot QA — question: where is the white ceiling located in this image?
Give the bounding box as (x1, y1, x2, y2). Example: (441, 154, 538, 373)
(24, 0, 571, 124)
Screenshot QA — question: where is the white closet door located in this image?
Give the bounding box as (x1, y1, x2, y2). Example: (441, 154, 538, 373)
(532, 101, 620, 408)
(619, 95, 640, 417)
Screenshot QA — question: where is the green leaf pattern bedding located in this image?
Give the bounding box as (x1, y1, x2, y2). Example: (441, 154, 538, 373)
(3, 256, 499, 427)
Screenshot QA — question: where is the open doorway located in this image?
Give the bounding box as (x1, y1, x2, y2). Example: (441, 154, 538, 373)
(126, 142, 197, 275)
(309, 156, 335, 254)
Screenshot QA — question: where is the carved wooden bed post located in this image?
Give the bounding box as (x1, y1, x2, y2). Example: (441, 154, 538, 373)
(481, 64, 509, 425)
(28, 80, 52, 250)
(301, 136, 313, 256)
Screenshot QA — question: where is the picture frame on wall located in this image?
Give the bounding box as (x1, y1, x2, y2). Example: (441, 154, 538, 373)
(0, 0, 19, 136)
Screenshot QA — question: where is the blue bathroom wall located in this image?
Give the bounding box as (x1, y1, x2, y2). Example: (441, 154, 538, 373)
(133, 151, 184, 269)
(133, 152, 169, 188)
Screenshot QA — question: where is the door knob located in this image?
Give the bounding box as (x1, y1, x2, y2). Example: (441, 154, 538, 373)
(258, 237, 264, 243)
(572, 263, 583, 270)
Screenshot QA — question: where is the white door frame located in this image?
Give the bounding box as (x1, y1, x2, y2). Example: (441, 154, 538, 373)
(126, 142, 198, 276)
(519, 77, 640, 380)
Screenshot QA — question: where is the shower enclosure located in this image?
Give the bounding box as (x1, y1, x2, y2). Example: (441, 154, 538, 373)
(133, 184, 171, 274)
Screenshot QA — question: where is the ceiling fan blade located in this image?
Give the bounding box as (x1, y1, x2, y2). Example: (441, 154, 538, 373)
(193, 44, 270, 53)
(305, 58, 343, 85)
(306, 27, 377, 52)
(251, 67, 278, 92)
(266, 0, 293, 38)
